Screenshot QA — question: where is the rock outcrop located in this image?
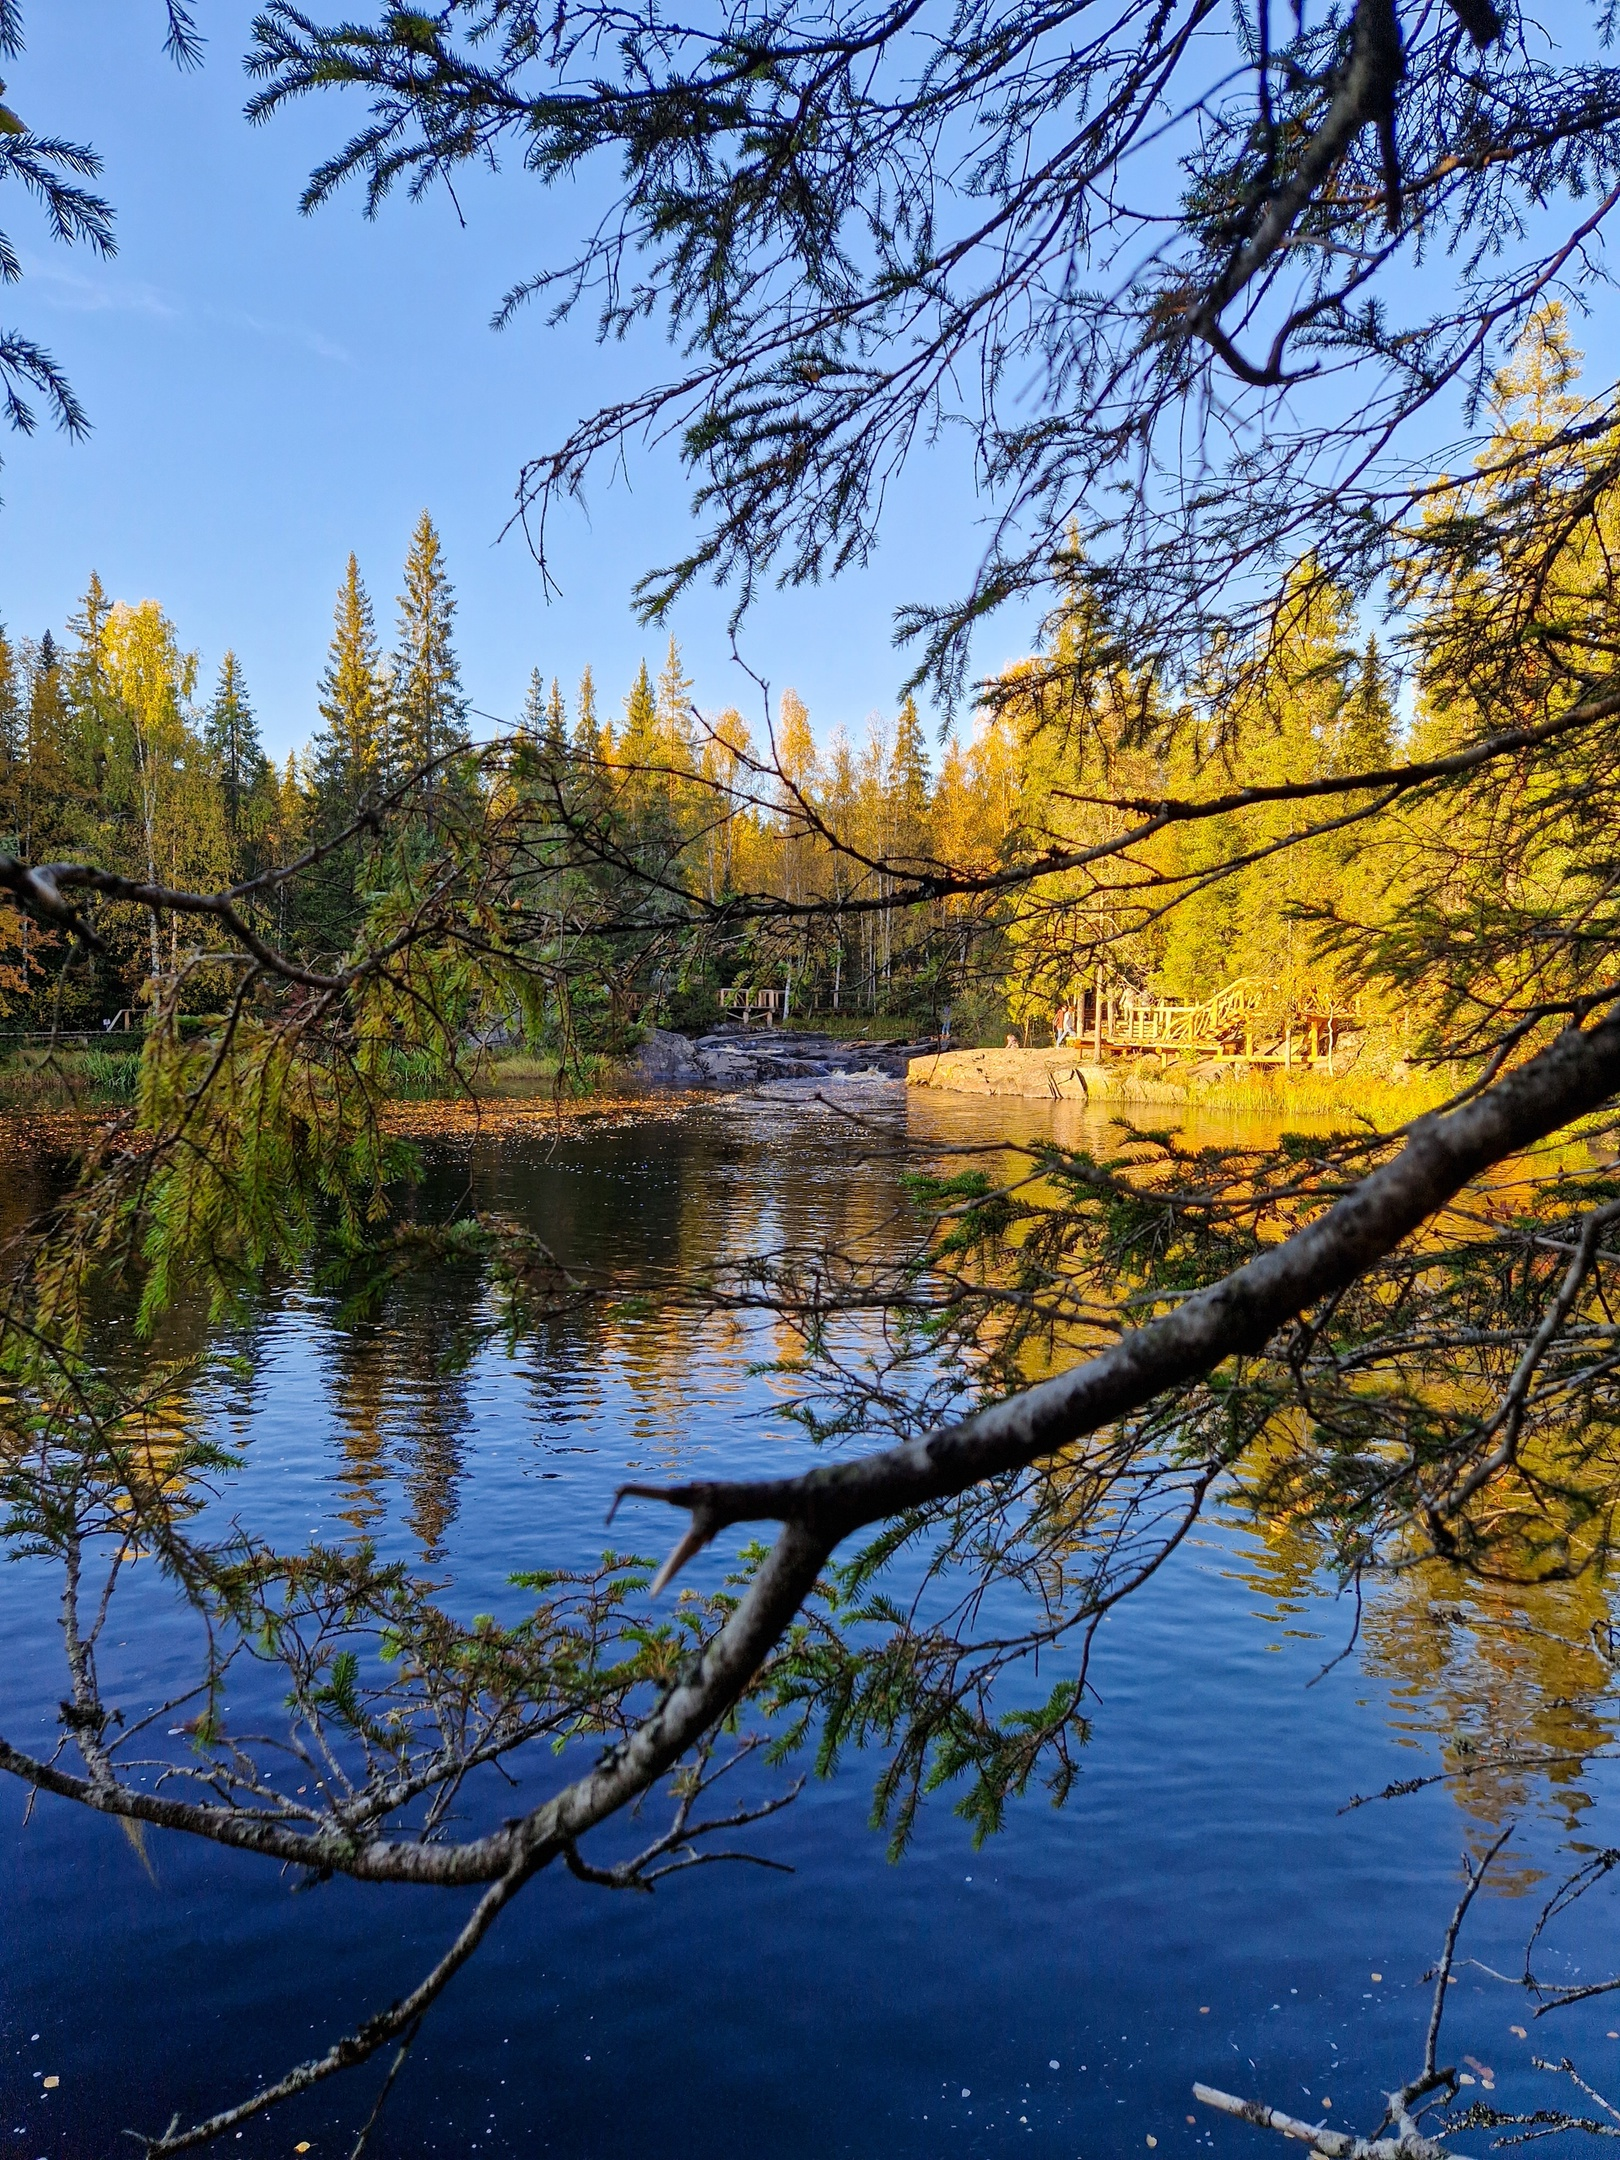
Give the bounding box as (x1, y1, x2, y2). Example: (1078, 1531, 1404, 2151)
(906, 1046, 1190, 1103)
(621, 1025, 924, 1097)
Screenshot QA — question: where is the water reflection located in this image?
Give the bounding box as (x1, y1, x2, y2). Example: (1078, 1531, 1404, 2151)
(1224, 1513, 1619, 1851)
(3, 1088, 1620, 2156)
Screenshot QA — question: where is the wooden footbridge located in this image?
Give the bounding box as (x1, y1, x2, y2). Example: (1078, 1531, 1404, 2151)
(1064, 977, 1356, 1067)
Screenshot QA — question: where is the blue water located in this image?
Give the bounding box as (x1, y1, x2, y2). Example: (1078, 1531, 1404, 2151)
(3, 1091, 1620, 2158)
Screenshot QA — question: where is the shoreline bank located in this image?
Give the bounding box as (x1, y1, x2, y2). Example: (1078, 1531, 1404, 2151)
(905, 1043, 1448, 1123)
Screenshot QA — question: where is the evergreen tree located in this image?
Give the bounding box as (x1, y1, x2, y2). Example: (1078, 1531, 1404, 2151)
(0, 623, 22, 880)
(1339, 638, 1397, 774)
(520, 667, 546, 739)
(0, 620, 22, 770)
(20, 631, 69, 866)
(65, 572, 111, 698)
(314, 554, 387, 809)
(546, 676, 567, 746)
(775, 689, 819, 908)
(621, 659, 657, 774)
(63, 571, 115, 812)
(205, 651, 267, 835)
(889, 693, 932, 860)
(390, 512, 468, 777)
(302, 558, 391, 961)
(654, 635, 695, 784)
(573, 665, 599, 757)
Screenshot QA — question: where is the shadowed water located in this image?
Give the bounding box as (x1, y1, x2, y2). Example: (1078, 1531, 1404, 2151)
(2, 1089, 1619, 2158)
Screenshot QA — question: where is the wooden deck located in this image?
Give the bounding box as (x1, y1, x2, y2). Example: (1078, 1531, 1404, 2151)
(1067, 977, 1355, 1067)
(717, 985, 788, 1024)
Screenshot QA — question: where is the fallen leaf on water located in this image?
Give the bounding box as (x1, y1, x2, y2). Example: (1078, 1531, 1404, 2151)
(1512, 2026, 1528, 2038)
(1370, 1972, 1382, 1983)
(1146, 2137, 1157, 2149)
(1322, 2099, 1333, 2110)
(41, 2077, 57, 2091)
(295, 2144, 311, 2154)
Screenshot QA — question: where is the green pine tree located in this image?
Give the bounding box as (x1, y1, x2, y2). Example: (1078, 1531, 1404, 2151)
(0, 620, 22, 770)
(520, 667, 546, 739)
(654, 634, 694, 778)
(572, 665, 599, 757)
(313, 554, 387, 809)
(390, 512, 469, 777)
(621, 659, 656, 773)
(63, 571, 115, 808)
(1339, 636, 1397, 774)
(889, 692, 932, 859)
(205, 651, 267, 835)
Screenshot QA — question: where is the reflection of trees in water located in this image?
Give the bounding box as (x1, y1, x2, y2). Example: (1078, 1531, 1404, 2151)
(1229, 1511, 1619, 1858)
(327, 1321, 393, 1535)
(456, 1117, 915, 1469)
(1361, 1578, 1616, 1846)
(319, 1279, 477, 1560)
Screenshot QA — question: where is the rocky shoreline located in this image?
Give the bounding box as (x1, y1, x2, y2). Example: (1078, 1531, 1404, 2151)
(622, 1029, 1397, 1112)
(903, 1043, 1189, 1103)
(623, 1024, 924, 1101)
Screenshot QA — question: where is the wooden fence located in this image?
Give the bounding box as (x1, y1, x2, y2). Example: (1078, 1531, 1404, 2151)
(1064, 977, 1358, 1067)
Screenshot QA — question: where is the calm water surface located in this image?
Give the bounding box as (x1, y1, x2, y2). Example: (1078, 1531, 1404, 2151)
(3, 1088, 1619, 2157)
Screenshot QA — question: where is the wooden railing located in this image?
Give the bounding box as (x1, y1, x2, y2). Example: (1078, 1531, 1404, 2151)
(1065, 977, 1359, 1066)
(717, 986, 787, 1024)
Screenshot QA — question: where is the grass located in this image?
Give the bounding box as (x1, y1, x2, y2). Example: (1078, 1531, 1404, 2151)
(380, 1047, 575, 1100)
(1179, 1065, 1454, 1123)
(0, 1041, 586, 1116)
(0, 1045, 142, 1110)
(786, 1015, 925, 1042)
(1073, 1054, 1457, 1127)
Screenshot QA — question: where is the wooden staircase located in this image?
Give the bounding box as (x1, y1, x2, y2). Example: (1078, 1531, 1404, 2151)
(1074, 977, 1357, 1066)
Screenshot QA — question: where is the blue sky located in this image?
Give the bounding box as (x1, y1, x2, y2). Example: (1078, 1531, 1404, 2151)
(0, 3, 1040, 759)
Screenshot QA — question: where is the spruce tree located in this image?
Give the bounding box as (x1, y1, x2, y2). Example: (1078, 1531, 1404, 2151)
(390, 512, 468, 777)
(63, 572, 114, 797)
(1339, 637, 1397, 774)
(520, 667, 546, 739)
(621, 659, 657, 773)
(314, 554, 387, 809)
(545, 676, 567, 746)
(205, 651, 267, 835)
(889, 692, 932, 858)
(654, 634, 694, 780)
(21, 631, 68, 865)
(0, 623, 21, 869)
(0, 621, 21, 769)
(302, 556, 390, 961)
(572, 665, 599, 757)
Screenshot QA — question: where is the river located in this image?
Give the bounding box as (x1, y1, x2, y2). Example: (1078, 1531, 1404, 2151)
(2, 1086, 1618, 2157)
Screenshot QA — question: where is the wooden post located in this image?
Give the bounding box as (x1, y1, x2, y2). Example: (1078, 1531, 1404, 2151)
(1093, 960, 1103, 1063)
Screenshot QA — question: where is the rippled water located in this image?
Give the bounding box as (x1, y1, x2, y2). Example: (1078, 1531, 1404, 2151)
(3, 1089, 1620, 2158)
